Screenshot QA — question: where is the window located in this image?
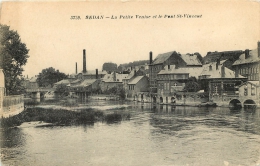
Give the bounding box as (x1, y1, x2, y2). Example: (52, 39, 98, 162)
(252, 86, 256, 96)
(244, 86, 248, 96)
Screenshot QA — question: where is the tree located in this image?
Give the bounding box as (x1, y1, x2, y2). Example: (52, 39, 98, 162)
(0, 24, 29, 95)
(37, 67, 67, 87)
(183, 77, 200, 92)
(102, 62, 117, 72)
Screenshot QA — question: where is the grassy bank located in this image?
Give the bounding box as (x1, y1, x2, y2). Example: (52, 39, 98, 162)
(0, 108, 131, 128)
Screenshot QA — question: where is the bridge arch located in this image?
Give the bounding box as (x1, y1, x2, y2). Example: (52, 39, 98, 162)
(229, 99, 242, 109)
(244, 99, 257, 109)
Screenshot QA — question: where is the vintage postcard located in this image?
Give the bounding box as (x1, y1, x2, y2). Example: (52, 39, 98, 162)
(0, 1, 260, 166)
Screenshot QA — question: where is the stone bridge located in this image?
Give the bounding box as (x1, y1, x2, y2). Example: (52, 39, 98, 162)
(212, 94, 259, 108)
(25, 88, 54, 99)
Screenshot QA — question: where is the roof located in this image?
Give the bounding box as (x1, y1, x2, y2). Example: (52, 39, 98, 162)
(78, 79, 97, 87)
(29, 76, 37, 82)
(152, 51, 175, 65)
(158, 65, 203, 78)
(128, 76, 145, 85)
(238, 81, 260, 87)
(81, 70, 107, 75)
(71, 79, 82, 84)
(203, 50, 243, 64)
(70, 79, 97, 88)
(54, 79, 70, 85)
(102, 73, 128, 82)
(123, 70, 135, 80)
(200, 61, 245, 79)
(233, 49, 260, 66)
(68, 74, 77, 78)
(180, 54, 202, 66)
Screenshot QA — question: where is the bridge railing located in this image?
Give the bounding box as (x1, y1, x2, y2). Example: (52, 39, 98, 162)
(26, 88, 54, 92)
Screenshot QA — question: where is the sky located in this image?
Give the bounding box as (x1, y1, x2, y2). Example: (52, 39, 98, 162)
(0, 1, 259, 77)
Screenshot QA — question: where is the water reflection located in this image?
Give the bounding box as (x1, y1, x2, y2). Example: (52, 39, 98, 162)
(0, 128, 26, 148)
(1, 100, 260, 166)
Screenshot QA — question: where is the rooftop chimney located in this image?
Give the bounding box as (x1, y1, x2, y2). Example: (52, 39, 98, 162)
(245, 49, 250, 59)
(235, 66, 239, 78)
(96, 69, 98, 79)
(76, 62, 78, 74)
(150, 51, 153, 64)
(216, 59, 220, 70)
(221, 65, 225, 78)
(83, 49, 87, 73)
(113, 72, 116, 81)
(258, 41, 260, 57)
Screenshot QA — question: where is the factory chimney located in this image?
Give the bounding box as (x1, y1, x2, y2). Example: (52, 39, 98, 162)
(76, 62, 77, 74)
(83, 49, 87, 73)
(258, 41, 260, 57)
(96, 69, 98, 79)
(150, 51, 153, 64)
(245, 49, 250, 59)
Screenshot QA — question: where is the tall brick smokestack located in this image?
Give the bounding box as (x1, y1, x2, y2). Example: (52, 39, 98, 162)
(150, 51, 153, 64)
(83, 49, 87, 73)
(76, 62, 77, 74)
(258, 41, 260, 57)
(96, 69, 98, 79)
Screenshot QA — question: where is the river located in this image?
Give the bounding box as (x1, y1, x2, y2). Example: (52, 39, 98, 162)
(1, 99, 260, 166)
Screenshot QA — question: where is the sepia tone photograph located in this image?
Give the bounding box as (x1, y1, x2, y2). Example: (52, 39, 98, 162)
(0, 1, 260, 165)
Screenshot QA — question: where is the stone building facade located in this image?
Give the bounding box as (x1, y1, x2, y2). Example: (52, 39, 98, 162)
(232, 42, 260, 81)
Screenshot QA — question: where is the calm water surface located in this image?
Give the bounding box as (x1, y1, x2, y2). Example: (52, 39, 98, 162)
(1, 99, 260, 166)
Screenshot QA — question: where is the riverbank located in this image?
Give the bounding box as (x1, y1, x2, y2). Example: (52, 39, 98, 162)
(0, 107, 131, 128)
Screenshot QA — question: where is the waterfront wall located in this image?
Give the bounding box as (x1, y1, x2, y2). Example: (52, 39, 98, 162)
(1, 95, 24, 118)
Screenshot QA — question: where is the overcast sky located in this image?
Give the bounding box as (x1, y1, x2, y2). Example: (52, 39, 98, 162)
(0, 1, 259, 77)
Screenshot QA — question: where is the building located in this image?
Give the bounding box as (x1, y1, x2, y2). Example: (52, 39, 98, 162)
(126, 76, 149, 101)
(199, 61, 247, 106)
(149, 51, 203, 93)
(156, 65, 204, 104)
(100, 72, 128, 92)
(0, 60, 24, 118)
(77, 70, 107, 80)
(237, 81, 260, 107)
(232, 42, 260, 81)
(203, 50, 244, 69)
(122, 69, 147, 91)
